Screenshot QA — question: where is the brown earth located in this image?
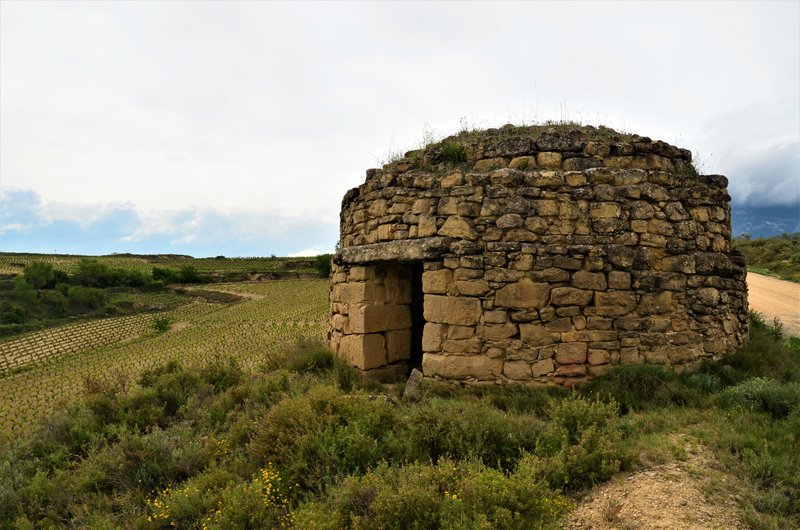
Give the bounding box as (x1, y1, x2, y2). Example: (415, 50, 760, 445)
(564, 435, 745, 529)
(747, 272, 800, 337)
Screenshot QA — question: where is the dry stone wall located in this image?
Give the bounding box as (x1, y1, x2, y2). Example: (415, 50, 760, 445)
(329, 125, 748, 386)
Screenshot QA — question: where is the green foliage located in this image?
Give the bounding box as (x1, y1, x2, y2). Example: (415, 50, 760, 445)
(152, 315, 173, 333)
(313, 254, 333, 278)
(525, 395, 623, 490)
(284, 338, 334, 373)
(441, 142, 467, 163)
(706, 311, 800, 384)
(22, 262, 56, 290)
(717, 378, 800, 419)
(66, 285, 107, 311)
(294, 459, 572, 530)
(580, 364, 699, 412)
(733, 233, 800, 282)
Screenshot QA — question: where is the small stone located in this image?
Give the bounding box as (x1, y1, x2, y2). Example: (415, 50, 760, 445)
(403, 368, 424, 400)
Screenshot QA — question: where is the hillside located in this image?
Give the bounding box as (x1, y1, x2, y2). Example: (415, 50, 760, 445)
(0, 277, 798, 528)
(733, 233, 800, 282)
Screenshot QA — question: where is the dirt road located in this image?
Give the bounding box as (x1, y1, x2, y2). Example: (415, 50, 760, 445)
(747, 272, 800, 337)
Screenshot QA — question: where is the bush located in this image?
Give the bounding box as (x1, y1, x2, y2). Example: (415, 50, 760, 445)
(67, 286, 107, 311)
(580, 363, 697, 412)
(717, 378, 800, 418)
(313, 254, 333, 278)
(293, 458, 572, 530)
(152, 315, 173, 333)
(526, 394, 623, 490)
(22, 262, 55, 290)
(441, 142, 467, 163)
(708, 311, 800, 384)
(284, 338, 334, 373)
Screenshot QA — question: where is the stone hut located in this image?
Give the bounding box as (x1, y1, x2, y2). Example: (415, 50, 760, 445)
(328, 124, 748, 386)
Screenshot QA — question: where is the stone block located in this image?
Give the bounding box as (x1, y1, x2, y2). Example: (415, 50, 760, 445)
(339, 333, 386, 370)
(503, 361, 532, 380)
(478, 323, 518, 340)
(550, 287, 593, 306)
(422, 269, 453, 294)
(556, 342, 588, 364)
(532, 268, 570, 282)
(456, 279, 489, 296)
(531, 358, 555, 377)
(418, 215, 438, 237)
(474, 157, 507, 171)
(422, 323, 445, 351)
(587, 349, 611, 365)
(545, 317, 572, 332)
(638, 292, 672, 315)
(438, 216, 478, 240)
(349, 266, 374, 281)
(536, 151, 562, 169)
(424, 295, 482, 325)
(337, 281, 385, 304)
(349, 304, 412, 333)
(448, 325, 475, 339)
(520, 323, 554, 346)
(533, 200, 560, 216)
(412, 198, 432, 214)
(495, 279, 550, 309)
(589, 202, 622, 219)
(440, 171, 464, 188)
(526, 170, 564, 187)
(595, 291, 637, 316)
(562, 329, 618, 342)
(509, 155, 536, 170)
(607, 271, 631, 290)
(422, 353, 502, 381)
(484, 309, 508, 323)
(571, 270, 607, 290)
(442, 337, 484, 353)
(555, 364, 587, 377)
(386, 329, 411, 363)
(497, 213, 524, 228)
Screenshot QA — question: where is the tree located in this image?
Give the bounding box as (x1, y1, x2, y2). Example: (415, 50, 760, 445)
(23, 262, 55, 291)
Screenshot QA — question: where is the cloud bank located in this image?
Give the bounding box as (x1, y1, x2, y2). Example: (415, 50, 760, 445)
(0, 190, 336, 257)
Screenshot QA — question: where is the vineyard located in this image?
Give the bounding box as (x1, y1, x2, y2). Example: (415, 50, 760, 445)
(0, 252, 319, 276)
(0, 279, 329, 443)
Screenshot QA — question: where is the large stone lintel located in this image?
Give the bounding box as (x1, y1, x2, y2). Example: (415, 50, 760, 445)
(337, 237, 454, 264)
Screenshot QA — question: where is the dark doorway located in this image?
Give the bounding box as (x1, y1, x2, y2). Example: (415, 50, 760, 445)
(409, 262, 424, 369)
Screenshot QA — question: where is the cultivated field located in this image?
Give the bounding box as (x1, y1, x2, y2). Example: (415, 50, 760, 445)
(0, 279, 328, 442)
(0, 253, 317, 276)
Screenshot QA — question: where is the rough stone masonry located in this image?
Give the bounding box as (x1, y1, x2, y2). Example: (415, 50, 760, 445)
(328, 124, 748, 387)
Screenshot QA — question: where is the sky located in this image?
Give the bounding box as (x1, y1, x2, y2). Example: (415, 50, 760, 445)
(1, 1, 798, 257)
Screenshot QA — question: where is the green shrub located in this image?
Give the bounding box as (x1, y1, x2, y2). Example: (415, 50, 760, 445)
(22, 262, 55, 290)
(142, 467, 238, 529)
(580, 363, 697, 411)
(203, 464, 293, 529)
(152, 315, 173, 333)
(709, 313, 800, 384)
(294, 458, 572, 530)
(284, 338, 334, 373)
(717, 378, 800, 418)
(67, 285, 107, 311)
(526, 394, 623, 490)
(313, 254, 333, 278)
(441, 142, 467, 163)
(400, 398, 544, 469)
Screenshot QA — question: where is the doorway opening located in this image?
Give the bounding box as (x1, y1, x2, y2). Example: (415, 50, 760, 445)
(409, 262, 424, 369)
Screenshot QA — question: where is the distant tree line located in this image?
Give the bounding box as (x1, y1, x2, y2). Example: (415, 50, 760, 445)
(0, 259, 207, 335)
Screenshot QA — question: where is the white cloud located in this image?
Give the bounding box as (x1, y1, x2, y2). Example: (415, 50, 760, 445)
(287, 246, 331, 258)
(1, 1, 798, 254)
